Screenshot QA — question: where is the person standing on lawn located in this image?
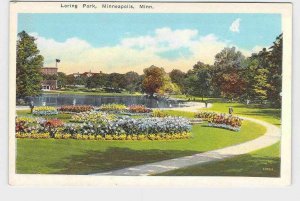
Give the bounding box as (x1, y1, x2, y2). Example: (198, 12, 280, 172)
(29, 100, 34, 114)
(229, 106, 233, 115)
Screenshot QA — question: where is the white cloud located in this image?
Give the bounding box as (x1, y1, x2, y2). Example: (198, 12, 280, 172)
(30, 27, 260, 74)
(230, 18, 241, 33)
(120, 27, 198, 52)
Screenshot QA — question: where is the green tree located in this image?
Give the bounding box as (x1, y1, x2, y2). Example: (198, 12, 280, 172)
(142, 65, 166, 96)
(185, 62, 212, 100)
(212, 47, 246, 100)
(159, 74, 181, 95)
(57, 72, 67, 88)
(169, 69, 186, 93)
(16, 31, 44, 98)
(66, 74, 75, 86)
(124, 71, 142, 93)
(267, 34, 282, 107)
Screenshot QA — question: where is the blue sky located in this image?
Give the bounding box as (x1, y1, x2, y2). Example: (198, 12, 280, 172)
(18, 13, 282, 74)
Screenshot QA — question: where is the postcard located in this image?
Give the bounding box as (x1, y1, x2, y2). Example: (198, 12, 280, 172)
(9, 1, 292, 187)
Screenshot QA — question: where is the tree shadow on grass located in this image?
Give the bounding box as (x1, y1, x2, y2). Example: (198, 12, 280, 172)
(49, 147, 198, 175)
(233, 105, 281, 119)
(157, 154, 280, 177)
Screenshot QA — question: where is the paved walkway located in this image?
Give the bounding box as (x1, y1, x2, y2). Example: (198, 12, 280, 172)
(92, 106, 280, 176)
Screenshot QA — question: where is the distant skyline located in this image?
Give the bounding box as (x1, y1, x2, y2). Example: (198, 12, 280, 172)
(18, 13, 281, 74)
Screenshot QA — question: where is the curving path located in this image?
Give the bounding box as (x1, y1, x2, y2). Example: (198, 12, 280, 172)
(88, 104, 279, 176)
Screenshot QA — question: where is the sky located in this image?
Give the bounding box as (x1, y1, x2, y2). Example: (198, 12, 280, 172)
(18, 13, 281, 74)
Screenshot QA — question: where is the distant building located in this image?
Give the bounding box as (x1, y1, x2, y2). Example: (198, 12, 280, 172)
(70, 70, 102, 78)
(72, 72, 81, 78)
(41, 80, 58, 91)
(41, 67, 58, 90)
(41, 67, 58, 75)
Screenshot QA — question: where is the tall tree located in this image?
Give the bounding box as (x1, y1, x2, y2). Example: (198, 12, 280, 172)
(267, 34, 282, 107)
(16, 31, 44, 98)
(142, 65, 165, 96)
(124, 71, 142, 93)
(57, 72, 67, 88)
(66, 74, 75, 86)
(169, 69, 186, 93)
(185, 61, 212, 100)
(212, 47, 246, 100)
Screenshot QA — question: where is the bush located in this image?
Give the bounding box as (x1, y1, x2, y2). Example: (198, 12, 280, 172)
(32, 106, 58, 116)
(58, 105, 94, 113)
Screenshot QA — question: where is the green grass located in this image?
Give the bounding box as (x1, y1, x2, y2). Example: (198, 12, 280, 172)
(159, 97, 281, 177)
(16, 120, 265, 174)
(16, 110, 73, 122)
(170, 95, 281, 126)
(156, 142, 280, 177)
(161, 110, 195, 118)
(202, 102, 281, 126)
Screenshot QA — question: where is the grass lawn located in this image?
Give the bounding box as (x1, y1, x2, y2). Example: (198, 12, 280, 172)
(170, 95, 281, 126)
(155, 142, 280, 177)
(163, 96, 281, 177)
(15, 98, 281, 176)
(16, 110, 73, 122)
(202, 102, 281, 126)
(16, 120, 265, 174)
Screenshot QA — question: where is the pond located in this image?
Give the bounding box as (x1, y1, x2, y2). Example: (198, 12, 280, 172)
(27, 94, 186, 108)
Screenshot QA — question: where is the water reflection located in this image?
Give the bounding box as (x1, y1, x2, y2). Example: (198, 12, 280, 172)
(28, 94, 184, 108)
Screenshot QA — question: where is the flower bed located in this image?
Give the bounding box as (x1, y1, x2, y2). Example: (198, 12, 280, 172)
(32, 106, 58, 116)
(16, 132, 50, 139)
(16, 112, 192, 140)
(58, 105, 94, 113)
(70, 111, 116, 123)
(52, 132, 191, 140)
(194, 111, 218, 121)
(151, 109, 169, 117)
(128, 105, 151, 113)
(66, 115, 191, 135)
(15, 116, 65, 137)
(195, 112, 243, 131)
(99, 104, 127, 112)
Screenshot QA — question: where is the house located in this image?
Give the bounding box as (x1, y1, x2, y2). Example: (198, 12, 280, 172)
(70, 70, 102, 78)
(41, 80, 58, 91)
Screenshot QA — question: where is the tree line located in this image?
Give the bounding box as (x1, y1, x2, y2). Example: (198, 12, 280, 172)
(17, 31, 282, 107)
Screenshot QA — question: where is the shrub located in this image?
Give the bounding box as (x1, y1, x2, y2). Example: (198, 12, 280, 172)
(32, 106, 58, 116)
(58, 105, 94, 113)
(128, 105, 151, 113)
